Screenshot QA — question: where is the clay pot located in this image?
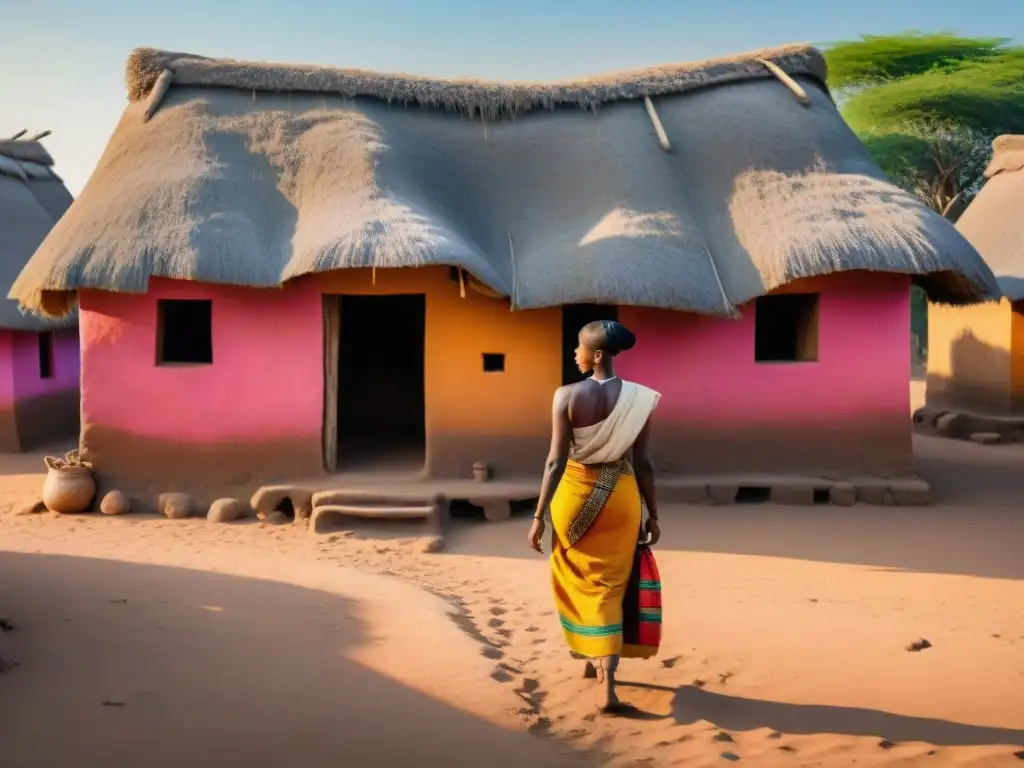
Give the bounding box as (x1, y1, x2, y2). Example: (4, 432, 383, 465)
(472, 461, 490, 483)
(42, 462, 96, 514)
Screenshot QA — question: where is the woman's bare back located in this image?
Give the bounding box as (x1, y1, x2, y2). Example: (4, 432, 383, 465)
(567, 378, 623, 429)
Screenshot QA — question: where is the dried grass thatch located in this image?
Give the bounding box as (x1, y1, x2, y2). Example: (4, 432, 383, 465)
(124, 44, 828, 120)
(956, 135, 1024, 300)
(11, 45, 997, 318)
(0, 140, 74, 330)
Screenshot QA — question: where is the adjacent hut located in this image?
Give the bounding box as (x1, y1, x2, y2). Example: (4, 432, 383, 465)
(0, 136, 79, 452)
(10, 44, 997, 501)
(927, 135, 1024, 422)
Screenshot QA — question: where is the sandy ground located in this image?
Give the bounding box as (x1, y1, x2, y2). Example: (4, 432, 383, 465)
(2, 434, 1024, 767)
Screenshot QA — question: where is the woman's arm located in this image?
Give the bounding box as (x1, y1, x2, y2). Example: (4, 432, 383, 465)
(632, 416, 660, 543)
(534, 386, 573, 520)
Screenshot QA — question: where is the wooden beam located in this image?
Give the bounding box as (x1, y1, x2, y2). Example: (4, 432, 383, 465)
(143, 69, 175, 123)
(7, 129, 27, 141)
(643, 96, 672, 152)
(756, 59, 811, 106)
(26, 130, 51, 141)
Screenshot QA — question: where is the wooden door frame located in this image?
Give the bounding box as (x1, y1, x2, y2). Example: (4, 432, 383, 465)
(322, 294, 340, 472)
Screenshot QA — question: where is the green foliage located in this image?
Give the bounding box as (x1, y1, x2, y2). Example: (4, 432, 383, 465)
(825, 31, 1010, 89)
(824, 33, 1024, 216)
(840, 49, 1024, 135)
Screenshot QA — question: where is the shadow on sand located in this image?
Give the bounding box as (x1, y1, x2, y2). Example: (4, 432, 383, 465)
(617, 682, 1024, 749)
(0, 552, 584, 768)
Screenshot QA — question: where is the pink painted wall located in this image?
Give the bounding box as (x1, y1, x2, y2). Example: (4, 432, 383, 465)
(0, 331, 15, 408)
(11, 326, 80, 402)
(79, 279, 323, 443)
(616, 272, 912, 473)
(79, 270, 912, 479)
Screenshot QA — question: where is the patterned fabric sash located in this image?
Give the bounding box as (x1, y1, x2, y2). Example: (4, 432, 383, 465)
(566, 458, 633, 547)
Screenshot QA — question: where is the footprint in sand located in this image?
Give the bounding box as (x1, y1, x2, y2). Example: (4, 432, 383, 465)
(489, 606, 507, 617)
(490, 667, 516, 683)
(661, 656, 682, 669)
(487, 617, 505, 629)
(481, 646, 504, 660)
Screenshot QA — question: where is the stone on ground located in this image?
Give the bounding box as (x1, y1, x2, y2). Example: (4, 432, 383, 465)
(100, 491, 130, 516)
(829, 482, 856, 506)
(207, 498, 247, 523)
(157, 493, 194, 520)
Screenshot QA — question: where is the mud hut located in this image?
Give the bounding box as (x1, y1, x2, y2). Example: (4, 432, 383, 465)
(10, 44, 996, 500)
(927, 135, 1024, 419)
(0, 135, 79, 451)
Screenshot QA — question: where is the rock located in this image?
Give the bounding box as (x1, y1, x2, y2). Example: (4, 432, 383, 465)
(829, 482, 856, 506)
(416, 535, 445, 554)
(970, 432, 1002, 445)
(16, 499, 46, 515)
(157, 492, 194, 520)
(707, 484, 738, 505)
(713, 731, 735, 742)
(100, 490, 130, 516)
(935, 412, 962, 437)
(856, 483, 889, 505)
(481, 501, 511, 522)
(207, 498, 247, 523)
(769, 485, 814, 505)
(720, 752, 740, 762)
(906, 638, 932, 652)
(888, 478, 932, 506)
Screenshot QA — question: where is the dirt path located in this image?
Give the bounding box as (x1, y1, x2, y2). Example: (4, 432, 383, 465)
(2, 434, 1024, 766)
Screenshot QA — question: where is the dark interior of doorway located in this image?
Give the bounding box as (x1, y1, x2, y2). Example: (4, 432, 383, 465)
(562, 303, 619, 385)
(337, 294, 426, 470)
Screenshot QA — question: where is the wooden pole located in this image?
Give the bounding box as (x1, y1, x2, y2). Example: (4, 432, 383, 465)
(643, 96, 672, 152)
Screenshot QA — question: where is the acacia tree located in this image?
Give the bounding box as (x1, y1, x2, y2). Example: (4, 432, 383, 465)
(825, 32, 1024, 220)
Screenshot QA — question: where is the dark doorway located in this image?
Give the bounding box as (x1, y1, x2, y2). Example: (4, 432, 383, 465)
(336, 294, 426, 469)
(562, 303, 618, 385)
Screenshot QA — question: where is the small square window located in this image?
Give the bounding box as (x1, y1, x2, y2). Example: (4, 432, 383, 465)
(754, 293, 819, 363)
(482, 353, 505, 373)
(37, 331, 54, 379)
(157, 299, 213, 365)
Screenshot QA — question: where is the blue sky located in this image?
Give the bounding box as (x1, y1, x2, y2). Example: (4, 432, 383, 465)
(3, 0, 1021, 195)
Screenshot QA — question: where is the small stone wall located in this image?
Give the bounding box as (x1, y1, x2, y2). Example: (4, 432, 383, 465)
(914, 406, 1024, 445)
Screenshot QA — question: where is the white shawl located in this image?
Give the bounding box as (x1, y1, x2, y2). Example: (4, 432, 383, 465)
(569, 380, 661, 465)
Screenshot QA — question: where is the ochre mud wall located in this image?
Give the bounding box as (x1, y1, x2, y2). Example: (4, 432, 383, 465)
(618, 272, 914, 476)
(79, 268, 560, 497)
(927, 298, 1012, 415)
(81, 269, 913, 497)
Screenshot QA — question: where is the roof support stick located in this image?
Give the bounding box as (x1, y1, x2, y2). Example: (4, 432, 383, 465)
(643, 96, 672, 152)
(8, 129, 27, 140)
(26, 130, 51, 141)
(756, 59, 811, 106)
(143, 69, 175, 123)
(507, 232, 519, 311)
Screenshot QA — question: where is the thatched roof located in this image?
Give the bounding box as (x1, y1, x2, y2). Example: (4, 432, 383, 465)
(11, 44, 998, 318)
(956, 135, 1024, 301)
(0, 139, 74, 330)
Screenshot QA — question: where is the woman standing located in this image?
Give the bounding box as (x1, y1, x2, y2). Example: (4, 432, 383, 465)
(528, 320, 661, 714)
